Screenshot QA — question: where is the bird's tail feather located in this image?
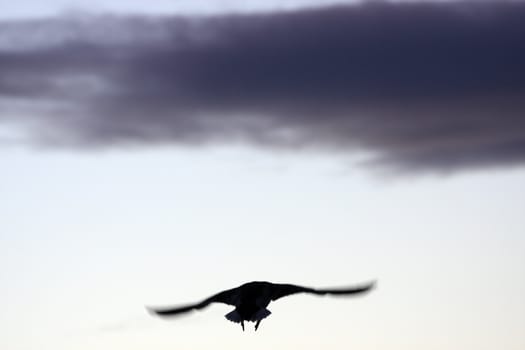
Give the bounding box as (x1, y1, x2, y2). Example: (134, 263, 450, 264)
(250, 308, 271, 322)
(225, 310, 242, 323)
(225, 308, 271, 323)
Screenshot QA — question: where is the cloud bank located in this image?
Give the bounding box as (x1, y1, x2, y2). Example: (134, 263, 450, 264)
(1, 2, 524, 172)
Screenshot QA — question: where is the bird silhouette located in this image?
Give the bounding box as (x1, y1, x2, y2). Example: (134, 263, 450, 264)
(147, 280, 375, 331)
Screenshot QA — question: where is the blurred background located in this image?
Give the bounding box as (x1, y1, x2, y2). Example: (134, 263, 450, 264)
(1, 1, 524, 350)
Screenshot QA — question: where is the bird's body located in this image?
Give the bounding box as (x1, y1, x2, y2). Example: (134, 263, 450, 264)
(223, 281, 273, 330)
(148, 280, 375, 331)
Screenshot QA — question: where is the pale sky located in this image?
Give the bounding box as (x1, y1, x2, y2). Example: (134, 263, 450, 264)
(1, 0, 353, 18)
(1, 1, 524, 350)
(0, 0, 456, 18)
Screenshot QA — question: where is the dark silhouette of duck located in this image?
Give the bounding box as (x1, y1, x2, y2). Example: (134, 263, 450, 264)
(147, 280, 375, 331)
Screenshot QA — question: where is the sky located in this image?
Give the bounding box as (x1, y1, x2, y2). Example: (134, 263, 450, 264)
(1, 1, 524, 350)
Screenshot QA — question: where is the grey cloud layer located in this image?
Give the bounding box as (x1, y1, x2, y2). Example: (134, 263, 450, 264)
(1, 2, 525, 171)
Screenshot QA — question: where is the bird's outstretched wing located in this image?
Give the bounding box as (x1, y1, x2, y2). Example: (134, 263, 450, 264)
(270, 281, 376, 301)
(147, 287, 239, 317)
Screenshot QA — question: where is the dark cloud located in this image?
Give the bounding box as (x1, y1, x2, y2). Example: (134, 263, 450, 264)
(1, 2, 525, 172)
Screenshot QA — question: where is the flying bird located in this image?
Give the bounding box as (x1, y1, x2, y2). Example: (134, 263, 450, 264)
(147, 280, 375, 331)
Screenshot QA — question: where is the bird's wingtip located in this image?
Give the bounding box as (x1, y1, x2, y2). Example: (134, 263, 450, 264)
(366, 280, 377, 290)
(145, 306, 160, 316)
